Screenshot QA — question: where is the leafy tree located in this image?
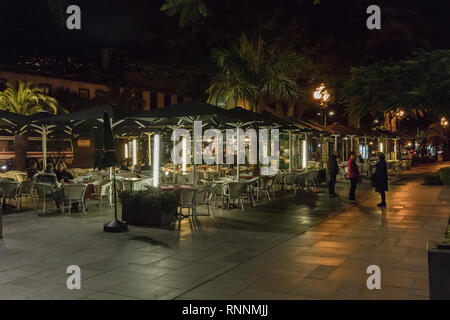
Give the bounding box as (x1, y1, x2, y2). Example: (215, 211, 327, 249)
(207, 35, 307, 113)
(341, 49, 450, 121)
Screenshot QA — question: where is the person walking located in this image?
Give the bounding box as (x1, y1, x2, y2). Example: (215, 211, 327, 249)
(347, 152, 359, 202)
(327, 151, 339, 197)
(374, 152, 388, 207)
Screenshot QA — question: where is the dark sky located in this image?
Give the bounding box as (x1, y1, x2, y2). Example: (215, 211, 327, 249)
(1, 0, 449, 65)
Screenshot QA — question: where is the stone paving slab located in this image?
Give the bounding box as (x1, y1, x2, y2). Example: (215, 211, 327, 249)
(0, 162, 449, 300)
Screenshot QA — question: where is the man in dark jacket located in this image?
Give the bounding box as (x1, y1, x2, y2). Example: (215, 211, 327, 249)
(348, 152, 359, 201)
(327, 151, 339, 197)
(374, 152, 388, 207)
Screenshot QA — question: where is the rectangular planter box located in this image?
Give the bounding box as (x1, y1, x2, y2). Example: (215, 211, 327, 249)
(428, 219, 450, 300)
(122, 204, 175, 226)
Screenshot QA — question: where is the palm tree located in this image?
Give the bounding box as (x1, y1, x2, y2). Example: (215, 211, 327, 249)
(0, 81, 60, 170)
(0, 81, 58, 115)
(91, 85, 145, 117)
(207, 34, 306, 113)
(161, 0, 209, 27)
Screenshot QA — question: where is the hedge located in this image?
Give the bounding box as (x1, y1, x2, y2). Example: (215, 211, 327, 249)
(439, 167, 450, 185)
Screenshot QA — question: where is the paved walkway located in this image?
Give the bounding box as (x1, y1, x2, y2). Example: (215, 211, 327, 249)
(0, 162, 449, 299)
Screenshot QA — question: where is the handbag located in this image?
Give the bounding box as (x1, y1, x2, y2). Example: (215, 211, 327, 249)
(369, 173, 376, 187)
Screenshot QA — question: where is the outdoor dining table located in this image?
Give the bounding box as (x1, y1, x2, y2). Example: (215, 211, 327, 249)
(122, 177, 143, 191)
(160, 185, 193, 191)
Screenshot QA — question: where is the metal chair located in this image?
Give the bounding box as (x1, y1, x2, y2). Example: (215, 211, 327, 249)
(34, 183, 56, 215)
(62, 184, 88, 215)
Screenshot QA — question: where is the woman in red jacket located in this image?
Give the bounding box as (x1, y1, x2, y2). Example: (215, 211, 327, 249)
(348, 152, 359, 201)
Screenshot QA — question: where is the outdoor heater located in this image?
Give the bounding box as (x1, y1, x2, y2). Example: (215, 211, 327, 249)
(153, 134, 160, 187)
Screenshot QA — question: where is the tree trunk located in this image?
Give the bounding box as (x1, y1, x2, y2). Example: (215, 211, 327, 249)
(14, 134, 29, 171)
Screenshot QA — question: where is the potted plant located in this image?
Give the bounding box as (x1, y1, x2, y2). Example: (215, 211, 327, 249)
(428, 218, 450, 300)
(119, 189, 177, 226)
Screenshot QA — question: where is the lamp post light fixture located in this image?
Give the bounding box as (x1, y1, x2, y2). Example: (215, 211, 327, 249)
(441, 117, 449, 160)
(313, 83, 330, 126)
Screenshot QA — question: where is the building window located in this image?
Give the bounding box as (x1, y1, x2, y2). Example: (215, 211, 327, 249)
(77, 139, 91, 148)
(39, 83, 51, 95)
(0, 79, 6, 91)
(164, 94, 171, 106)
(150, 93, 157, 110)
(79, 88, 90, 99)
(177, 96, 184, 103)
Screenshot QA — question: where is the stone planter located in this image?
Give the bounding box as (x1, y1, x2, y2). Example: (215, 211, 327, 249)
(119, 190, 177, 227)
(428, 218, 450, 300)
(122, 205, 175, 226)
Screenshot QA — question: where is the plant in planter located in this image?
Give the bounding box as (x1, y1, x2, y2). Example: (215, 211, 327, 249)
(119, 190, 178, 226)
(438, 167, 450, 185)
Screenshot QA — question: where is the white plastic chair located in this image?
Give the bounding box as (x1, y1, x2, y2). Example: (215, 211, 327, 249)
(223, 182, 247, 211)
(34, 183, 56, 215)
(254, 176, 273, 201)
(63, 184, 88, 215)
(179, 188, 197, 217)
(99, 181, 113, 207)
(0, 181, 22, 212)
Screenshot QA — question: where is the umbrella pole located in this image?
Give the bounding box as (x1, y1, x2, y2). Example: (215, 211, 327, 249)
(113, 167, 117, 221)
(103, 166, 128, 233)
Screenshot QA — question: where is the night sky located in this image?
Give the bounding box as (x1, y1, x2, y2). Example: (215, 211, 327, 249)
(1, 0, 449, 63)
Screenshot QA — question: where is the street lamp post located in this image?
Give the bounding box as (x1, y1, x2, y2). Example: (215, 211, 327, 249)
(313, 83, 330, 127)
(441, 116, 448, 160)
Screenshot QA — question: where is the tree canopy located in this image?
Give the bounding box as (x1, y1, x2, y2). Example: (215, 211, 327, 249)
(341, 49, 450, 121)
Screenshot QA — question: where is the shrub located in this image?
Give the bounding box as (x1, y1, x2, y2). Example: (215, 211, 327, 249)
(423, 172, 444, 185)
(438, 167, 450, 185)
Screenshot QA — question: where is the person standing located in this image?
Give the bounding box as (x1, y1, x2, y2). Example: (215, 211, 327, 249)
(327, 151, 339, 197)
(347, 152, 359, 202)
(374, 152, 388, 207)
(27, 160, 39, 180)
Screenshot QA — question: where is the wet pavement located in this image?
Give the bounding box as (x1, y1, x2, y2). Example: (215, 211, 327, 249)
(0, 162, 449, 299)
